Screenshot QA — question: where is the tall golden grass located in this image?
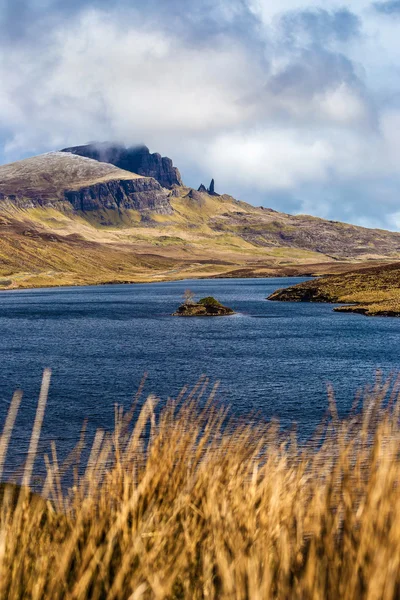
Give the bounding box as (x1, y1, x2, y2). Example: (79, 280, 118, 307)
(1, 371, 400, 599)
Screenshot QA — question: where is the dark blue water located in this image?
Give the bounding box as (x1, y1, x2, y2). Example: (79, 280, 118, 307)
(0, 277, 399, 472)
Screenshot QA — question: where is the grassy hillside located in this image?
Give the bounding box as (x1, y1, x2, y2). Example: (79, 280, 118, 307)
(268, 261, 400, 316)
(0, 208, 338, 289)
(0, 152, 142, 197)
(0, 151, 400, 288)
(1, 373, 400, 598)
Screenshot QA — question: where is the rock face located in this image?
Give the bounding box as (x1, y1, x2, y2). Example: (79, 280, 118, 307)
(64, 178, 172, 214)
(62, 143, 183, 189)
(0, 152, 173, 215)
(198, 180, 219, 196)
(208, 179, 216, 195)
(173, 296, 235, 317)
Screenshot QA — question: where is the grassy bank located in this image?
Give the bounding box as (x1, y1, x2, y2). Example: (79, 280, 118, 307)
(1, 372, 400, 598)
(268, 261, 400, 316)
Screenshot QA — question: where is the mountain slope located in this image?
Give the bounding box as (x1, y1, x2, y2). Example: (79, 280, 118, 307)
(0, 147, 399, 289)
(61, 144, 400, 259)
(0, 152, 172, 215)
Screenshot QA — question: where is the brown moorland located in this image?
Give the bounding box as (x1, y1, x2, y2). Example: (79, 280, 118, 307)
(0, 150, 400, 289)
(268, 261, 400, 316)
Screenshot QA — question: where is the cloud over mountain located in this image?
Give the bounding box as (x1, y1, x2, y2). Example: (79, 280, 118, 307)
(1, 0, 400, 228)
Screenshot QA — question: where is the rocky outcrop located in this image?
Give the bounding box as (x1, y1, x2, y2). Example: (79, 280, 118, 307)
(62, 143, 183, 189)
(173, 296, 235, 317)
(198, 180, 219, 196)
(187, 189, 205, 204)
(267, 262, 400, 317)
(0, 152, 173, 215)
(268, 285, 337, 304)
(64, 178, 172, 214)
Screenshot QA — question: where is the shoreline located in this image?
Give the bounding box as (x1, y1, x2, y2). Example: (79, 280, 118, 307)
(267, 263, 400, 317)
(0, 257, 393, 293)
(0, 271, 315, 293)
(2, 266, 399, 319)
(333, 304, 400, 317)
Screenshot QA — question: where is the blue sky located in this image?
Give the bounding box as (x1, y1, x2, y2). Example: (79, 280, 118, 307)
(1, 0, 400, 229)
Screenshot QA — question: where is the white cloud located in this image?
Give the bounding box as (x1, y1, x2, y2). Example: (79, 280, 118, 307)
(1, 9, 260, 154)
(199, 130, 333, 190)
(1, 1, 400, 227)
(317, 83, 368, 123)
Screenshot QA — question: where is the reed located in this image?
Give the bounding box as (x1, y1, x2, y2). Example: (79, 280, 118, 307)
(0, 371, 400, 599)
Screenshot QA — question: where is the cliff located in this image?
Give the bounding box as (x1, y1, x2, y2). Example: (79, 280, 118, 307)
(62, 143, 183, 189)
(64, 178, 172, 214)
(0, 152, 172, 215)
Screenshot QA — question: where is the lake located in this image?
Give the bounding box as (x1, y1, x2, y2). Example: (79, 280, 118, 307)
(0, 277, 399, 472)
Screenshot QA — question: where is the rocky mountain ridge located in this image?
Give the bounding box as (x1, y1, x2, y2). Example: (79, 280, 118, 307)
(62, 143, 182, 189)
(0, 149, 400, 261)
(0, 152, 172, 215)
(198, 179, 219, 196)
(0, 144, 400, 290)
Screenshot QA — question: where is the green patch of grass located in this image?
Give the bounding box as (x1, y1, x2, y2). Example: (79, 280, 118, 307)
(198, 296, 223, 307)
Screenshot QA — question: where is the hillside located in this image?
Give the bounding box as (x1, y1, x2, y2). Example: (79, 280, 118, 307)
(0, 146, 399, 289)
(268, 262, 400, 316)
(0, 152, 172, 214)
(62, 142, 182, 188)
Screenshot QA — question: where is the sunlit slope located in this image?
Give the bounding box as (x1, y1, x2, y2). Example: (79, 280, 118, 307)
(171, 191, 400, 259)
(0, 205, 330, 289)
(0, 151, 400, 288)
(268, 261, 400, 316)
(0, 152, 141, 198)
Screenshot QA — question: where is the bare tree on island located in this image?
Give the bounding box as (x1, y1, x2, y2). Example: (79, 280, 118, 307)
(183, 289, 196, 305)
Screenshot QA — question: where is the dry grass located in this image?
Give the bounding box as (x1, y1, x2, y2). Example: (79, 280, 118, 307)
(0, 210, 364, 290)
(2, 372, 400, 598)
(0, 163, 399, 290)
(269, 261, 400, 316)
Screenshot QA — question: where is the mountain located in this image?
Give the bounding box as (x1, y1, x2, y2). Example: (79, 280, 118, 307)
(0, 152, 172, 215)
(0, 146, 399, 289)
(61, 142, 182, 188)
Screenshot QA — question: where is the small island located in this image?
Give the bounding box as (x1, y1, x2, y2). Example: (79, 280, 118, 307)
(173, 290, 235, 317)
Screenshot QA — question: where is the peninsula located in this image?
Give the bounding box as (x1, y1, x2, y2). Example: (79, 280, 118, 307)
(268, 262, 400, 317)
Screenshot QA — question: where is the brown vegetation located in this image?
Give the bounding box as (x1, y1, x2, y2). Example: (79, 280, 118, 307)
(0, 151, 400, 290)
(1, 372, 400, 598)
(268, 261, 400, 316)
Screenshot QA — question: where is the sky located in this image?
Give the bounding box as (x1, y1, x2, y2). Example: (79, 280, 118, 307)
(1, 0, 400, 229)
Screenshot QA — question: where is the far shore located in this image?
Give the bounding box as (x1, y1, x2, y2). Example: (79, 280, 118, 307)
(0, 258, 393, 292)
(0, 271, 312, 292)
